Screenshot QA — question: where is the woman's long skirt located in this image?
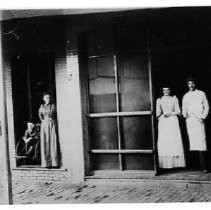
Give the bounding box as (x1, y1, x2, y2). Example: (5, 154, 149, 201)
(40, 119, 58, 167)
(157, 116, 186, 169)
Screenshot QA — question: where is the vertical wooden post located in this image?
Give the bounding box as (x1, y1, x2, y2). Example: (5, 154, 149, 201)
(0, 21, 13, 204)
(146, 23, 158, 175)
(114, 55, 123, 171)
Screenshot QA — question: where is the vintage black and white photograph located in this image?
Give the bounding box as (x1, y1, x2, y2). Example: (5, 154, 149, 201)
(0, 1, 211, 205)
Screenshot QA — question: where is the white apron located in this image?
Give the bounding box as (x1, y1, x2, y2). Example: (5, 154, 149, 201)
(157, 96, 186, 168)
(186, 117, 206, 150)
(182, 89, 209, 151)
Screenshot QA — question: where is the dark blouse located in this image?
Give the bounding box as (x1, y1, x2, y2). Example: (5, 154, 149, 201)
(23, 128, 39, 141)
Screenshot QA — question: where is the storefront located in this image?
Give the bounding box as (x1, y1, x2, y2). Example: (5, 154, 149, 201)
(1, 7, 211, 182)
(79, 21, 157, 177)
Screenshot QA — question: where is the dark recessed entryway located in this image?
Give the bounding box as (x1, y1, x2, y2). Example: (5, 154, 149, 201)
(78, 8, 211, 176)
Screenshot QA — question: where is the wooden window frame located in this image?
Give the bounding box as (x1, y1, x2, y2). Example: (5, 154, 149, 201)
(78, 26, 158, 176)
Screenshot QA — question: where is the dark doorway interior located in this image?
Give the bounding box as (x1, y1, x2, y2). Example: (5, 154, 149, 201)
(153, 47, 211, 170)
(79, 21, 157, 174)
(11, 53, 56, 166)
(79, 8, 211, 174)
(151, 8, 211, 170)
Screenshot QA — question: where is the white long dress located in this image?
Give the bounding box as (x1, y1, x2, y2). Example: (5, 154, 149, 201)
(156, 96, 186, 169)
(182, 89, 209, 151)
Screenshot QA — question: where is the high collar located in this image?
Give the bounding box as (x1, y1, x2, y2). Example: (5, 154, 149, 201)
(189, 88, 198, 93)
(162, 95, 171, 97)
(44, 103, 51, 107)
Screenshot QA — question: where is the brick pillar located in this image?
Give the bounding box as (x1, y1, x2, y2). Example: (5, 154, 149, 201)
(55, 32, 84, 182)
(0, 22, 13, 204)
(4, 56, 16, 170)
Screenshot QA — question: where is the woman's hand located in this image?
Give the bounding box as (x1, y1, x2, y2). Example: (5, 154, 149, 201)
(24, 137, 32, 144)
(163, 112, 172, 118)
(172, 111, 180, 116)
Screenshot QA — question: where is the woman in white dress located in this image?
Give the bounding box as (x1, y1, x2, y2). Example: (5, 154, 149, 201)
(156, 86, 186, 169)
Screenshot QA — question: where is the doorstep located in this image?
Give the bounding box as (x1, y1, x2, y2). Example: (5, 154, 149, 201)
(86, 170, 156, 179)
(85, 169, 211, 184)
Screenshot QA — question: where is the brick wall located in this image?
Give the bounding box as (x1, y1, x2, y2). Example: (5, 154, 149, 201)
(11, 168, 69, 182)
(54, 30, 85, 182)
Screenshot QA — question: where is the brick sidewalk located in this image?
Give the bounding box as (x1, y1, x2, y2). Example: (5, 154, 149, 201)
(1, 169, 211, 204)
(1, 178, 211, 204)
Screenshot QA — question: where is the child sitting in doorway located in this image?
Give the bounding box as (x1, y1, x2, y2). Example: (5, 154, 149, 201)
(16, 119, 40, 165)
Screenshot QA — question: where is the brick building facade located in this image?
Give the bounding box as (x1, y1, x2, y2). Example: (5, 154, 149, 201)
(1, 8, 211, 183)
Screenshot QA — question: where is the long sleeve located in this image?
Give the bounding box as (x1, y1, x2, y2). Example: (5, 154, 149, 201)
(173, 96, 181, 115)
(22, 130, 28, 141)
(182, 94, 188, 118)
(201, 92, 209, 119)
(156, 98, 162, 118)
(38, 105, 44, 121)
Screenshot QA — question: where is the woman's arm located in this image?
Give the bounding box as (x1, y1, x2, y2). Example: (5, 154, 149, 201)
(182, 94, 188, 118)
(22, 130, 28, 141)
(22, 130, 32, 143)
(156, 98, 162, 118)
(172, 96, 181, 116)
(38, 105, 44, 121)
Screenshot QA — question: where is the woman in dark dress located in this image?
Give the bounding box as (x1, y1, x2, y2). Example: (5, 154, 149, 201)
(16, 119, 40, 165)
(38, 92, 59, 168)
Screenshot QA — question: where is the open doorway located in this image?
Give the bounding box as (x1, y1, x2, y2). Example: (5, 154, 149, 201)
(147, 7, 211, 172)
(152, 46, 211, 171)
(11, 53, 56, 167)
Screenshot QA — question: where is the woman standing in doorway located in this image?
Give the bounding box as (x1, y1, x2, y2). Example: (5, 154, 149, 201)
(156, 86, 186, 170)
(39, 92, 59, 168)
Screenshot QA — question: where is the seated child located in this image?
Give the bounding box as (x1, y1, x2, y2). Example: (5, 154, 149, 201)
(16, 119, 40, 164)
